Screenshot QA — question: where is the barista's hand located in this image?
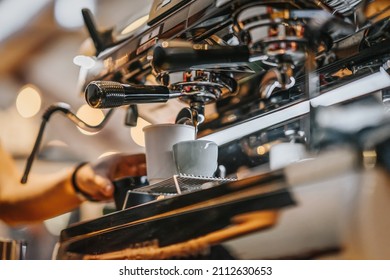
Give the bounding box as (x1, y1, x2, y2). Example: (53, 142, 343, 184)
(73, 153, 146, 201)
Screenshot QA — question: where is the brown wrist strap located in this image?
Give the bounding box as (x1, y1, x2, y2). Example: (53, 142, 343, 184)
(71, 162, 98, 202)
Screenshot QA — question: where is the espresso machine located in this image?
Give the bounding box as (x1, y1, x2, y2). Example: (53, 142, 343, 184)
(51, 0, 390, 259)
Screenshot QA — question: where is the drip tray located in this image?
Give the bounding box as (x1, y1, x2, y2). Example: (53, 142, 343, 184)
(122, 175, 237, 209)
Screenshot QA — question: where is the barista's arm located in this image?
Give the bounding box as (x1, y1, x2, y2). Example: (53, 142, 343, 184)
(0, 143, 113, 226)
(0, 142, 146, 226)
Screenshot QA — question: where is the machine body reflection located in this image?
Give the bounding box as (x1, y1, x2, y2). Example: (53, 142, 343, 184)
(55, 0, 390, 259)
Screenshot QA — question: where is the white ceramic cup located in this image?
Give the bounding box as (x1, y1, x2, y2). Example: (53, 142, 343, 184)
(143, 124, 195, 184)
(172, 140, 218, 177)
(269, 142, 307, 170)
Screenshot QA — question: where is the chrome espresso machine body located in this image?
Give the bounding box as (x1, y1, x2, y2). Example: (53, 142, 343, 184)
(55, 0, 390, 259)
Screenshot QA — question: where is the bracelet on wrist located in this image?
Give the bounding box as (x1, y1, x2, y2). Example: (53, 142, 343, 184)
(71, 162, 99, 202)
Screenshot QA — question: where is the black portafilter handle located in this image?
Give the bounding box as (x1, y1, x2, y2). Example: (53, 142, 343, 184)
(151, 40, 250, 73)
(85, 81, 178, 108)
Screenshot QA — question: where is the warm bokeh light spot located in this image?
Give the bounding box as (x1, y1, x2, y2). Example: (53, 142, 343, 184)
(16, 84, 42, 118)
(76, 104, 105, 135)
(130, 117, 151, 147)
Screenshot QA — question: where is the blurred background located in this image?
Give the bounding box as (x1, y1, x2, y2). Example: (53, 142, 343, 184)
(0, 0, 154, 259)
(0, 0, 155, 163)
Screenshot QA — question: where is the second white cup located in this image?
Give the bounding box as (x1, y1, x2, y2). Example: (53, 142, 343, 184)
(172, 140, 218, 177)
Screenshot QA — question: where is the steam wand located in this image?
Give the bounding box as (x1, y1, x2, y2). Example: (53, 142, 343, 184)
(20, 103, 114, 184)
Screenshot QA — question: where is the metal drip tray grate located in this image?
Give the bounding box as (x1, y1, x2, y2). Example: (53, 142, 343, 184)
(121, 175, 237, 209)
(133, 174, 237, 195)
